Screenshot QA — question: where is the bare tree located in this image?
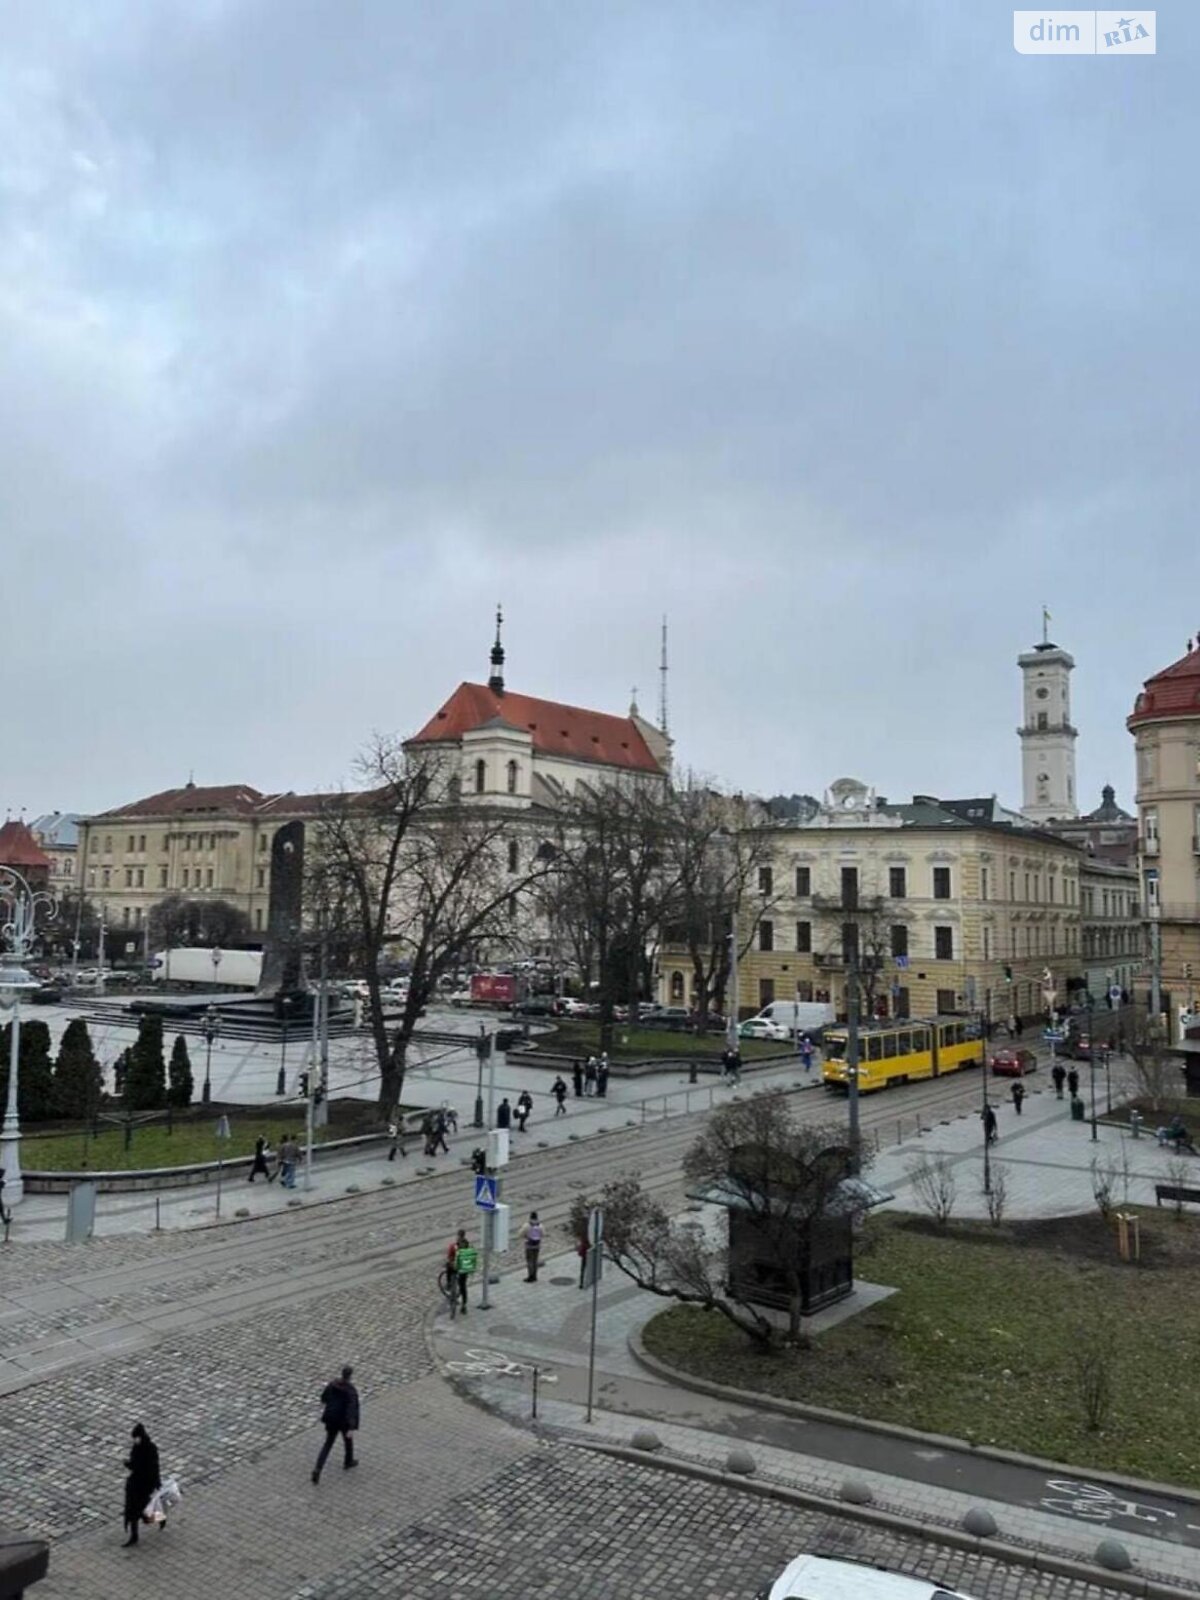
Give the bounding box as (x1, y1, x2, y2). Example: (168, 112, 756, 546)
(541, 778, 678, 1049)
(154, 895, 253, 949)
(1128, 1021, 1182, 1113)
(312, 736, 557, 1110)
(1089, 1153, 1120, 1221)
(908, 1152, 957, 1226)
(571, 1094, 867, 1346)
(985, 1160, 1009, 1226)
(1076, 1328, 1115, 1432)
(662, 779, 778, 1022)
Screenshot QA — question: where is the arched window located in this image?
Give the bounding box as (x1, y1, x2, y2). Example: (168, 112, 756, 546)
(448, 775, 461, 803)
(670, 971, 685, 1001)
(475, 759, 486, 794)
(507, 759, 518, 794)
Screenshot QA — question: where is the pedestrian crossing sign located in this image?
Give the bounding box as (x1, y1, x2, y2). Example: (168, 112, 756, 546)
(474, 1175, 498, 1210)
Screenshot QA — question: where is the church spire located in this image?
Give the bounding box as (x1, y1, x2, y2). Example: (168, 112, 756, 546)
(487, 604, 505, 693)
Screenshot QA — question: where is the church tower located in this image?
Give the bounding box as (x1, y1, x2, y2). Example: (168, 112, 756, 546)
(1018, 615, 1078, 823)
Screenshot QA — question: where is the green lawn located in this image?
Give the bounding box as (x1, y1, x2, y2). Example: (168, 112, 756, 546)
(23, 1114, 343, 1172)
(642, 1210, 1200, 1486)
(549, 1021, 784, 1061)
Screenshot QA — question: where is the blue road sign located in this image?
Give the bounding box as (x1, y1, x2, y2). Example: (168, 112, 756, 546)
(474, 1175, 498, 1210)
(1043, 1029, 1065, 1044)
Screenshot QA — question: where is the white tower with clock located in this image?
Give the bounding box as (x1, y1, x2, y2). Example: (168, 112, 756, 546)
(1018, 622, 1078, 823)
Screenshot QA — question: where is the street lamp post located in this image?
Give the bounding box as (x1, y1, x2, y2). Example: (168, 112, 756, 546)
(1104, 1045, 1112, 1115)
(211, 945, 223, 988)
(1085, 990, 1098, 1142)
(0, 868, 56, 1210)
(473, 1023, 487, 1129)
(201, 1005, 221, 1105)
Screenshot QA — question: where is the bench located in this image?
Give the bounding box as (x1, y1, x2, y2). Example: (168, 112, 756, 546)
(1155, 1183, 1200, 1208)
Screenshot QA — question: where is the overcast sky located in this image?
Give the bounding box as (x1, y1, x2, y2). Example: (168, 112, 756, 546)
(4, 1, 1194, 820)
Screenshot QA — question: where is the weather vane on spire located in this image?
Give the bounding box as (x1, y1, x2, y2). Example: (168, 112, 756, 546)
(488, 603, 506, 693)
(1041, 606, 1051, 646)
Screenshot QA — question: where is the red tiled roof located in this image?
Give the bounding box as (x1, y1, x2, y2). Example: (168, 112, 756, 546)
(0, 819, 53, 870)
(1127, 647, 1200, 729)
(93, 784, 268, 819)
(409, 683, 663, 773)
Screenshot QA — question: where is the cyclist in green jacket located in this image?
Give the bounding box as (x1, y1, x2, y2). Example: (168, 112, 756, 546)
(447, 1228, 477, 1314)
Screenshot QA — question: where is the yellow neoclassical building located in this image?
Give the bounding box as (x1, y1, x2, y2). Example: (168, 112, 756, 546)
(661, 780, 1126, 1026)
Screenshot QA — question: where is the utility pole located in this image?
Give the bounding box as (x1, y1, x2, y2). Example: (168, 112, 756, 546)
(846, 944, 861, 1162)
(726, 913, 739, 1053)
(1150, 912, 1163, 1038)
(316, 923, 330, 1128)
(479, 1031, 498, 1310)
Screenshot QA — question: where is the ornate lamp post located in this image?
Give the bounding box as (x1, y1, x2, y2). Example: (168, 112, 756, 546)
(0, 868, 56, 1210)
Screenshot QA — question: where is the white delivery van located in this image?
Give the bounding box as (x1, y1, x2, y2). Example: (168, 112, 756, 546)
(753, 1000, 835, 1035)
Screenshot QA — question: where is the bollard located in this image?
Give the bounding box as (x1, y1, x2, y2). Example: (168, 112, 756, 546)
(155, 1197, 161, 1232)
(1130, 1110, 1142, 1139)
(532, 1365, 539, 1420)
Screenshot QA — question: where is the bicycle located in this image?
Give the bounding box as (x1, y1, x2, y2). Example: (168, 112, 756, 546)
(437, 1264, 460, 1319)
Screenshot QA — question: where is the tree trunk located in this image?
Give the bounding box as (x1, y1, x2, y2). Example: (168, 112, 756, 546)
(378, 1031, 408, 1113)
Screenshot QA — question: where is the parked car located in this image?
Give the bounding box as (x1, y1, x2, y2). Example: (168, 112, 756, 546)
(514, 995, 557, 1017)
(559, 997, 592, 1018)
(30, 985, 64, 1005)
(989, 1047, 1037, 1077)
(755, 1552, 982, 1600)
(646, 1005, 692, 1028)
(446, 989, 474, 1008)
(739, 1018, 789, 1042)
(1060, 1033, 1096, 1061)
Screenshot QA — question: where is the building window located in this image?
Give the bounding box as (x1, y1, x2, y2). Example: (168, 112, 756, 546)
(888, 866, 906, 898)
(1036, 712, 1048, 730)
(206, 868, 214, 887)
(88, 868, 96, 887)
(255, 908, 264, 931)
(124, 869, 132, 887)
(933, 866, 951, 900)
(840, 866, 859, 909)
(983, 925, 992, 959)
(1143, 808, 1159, 848)
(758, 978, 775, 1008)
(795, 921, 812, 953)
(841, 922, 859, 963)
(507, 760, 518, 794)
(670, 971, 685, 1001)
(122, 906, 130, 925)
(182, 868, 189, 888)
(136, 868, 144, 887)
(890, 924, 908, 958)
(934, 926, 954, 960)
(159, 867, 168, 888)
(127, 835, 134, 852)
(980, 867, 989, 901)
(936, 987, 956, 1014)
(894, 986, 911, 1019)
(163, 836, 170, 851)
(259, 834, 268, 852)
(507, 840, 519, 873)
(104, 836, 112, 853)
(795, 866, 811, 897)
(475, 760, 486, 794)
(758, 920, 774, 953)
(758, 866, 773, 895)
(257, 867, 266, 888)
(102, 867, 110, 887)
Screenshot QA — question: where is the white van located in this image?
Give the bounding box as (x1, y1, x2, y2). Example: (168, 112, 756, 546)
(752, 1000, 835, 1035)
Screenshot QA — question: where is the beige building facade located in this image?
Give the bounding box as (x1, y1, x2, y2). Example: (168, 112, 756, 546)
(1079, 857, 1143, 1000)
(1128, 642, 1200, 1032)
(662, 780, 1106, 1026)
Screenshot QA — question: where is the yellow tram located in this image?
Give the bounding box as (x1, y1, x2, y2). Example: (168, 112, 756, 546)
(822, 1016, 984, 1094)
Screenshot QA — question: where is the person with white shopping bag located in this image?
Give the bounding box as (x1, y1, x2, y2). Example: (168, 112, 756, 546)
(121, 1424, 161, 1547)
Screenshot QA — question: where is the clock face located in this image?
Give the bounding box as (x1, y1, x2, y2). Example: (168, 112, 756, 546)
(1036, 688, 1049, 699)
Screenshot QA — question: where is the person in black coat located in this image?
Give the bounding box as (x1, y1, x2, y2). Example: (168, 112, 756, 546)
(248, 1136, 273, 1183)
(312, 1365, 360, 1482)
(496, 1097, 512, 1130)
(122, 1423, 161, 1546)
(1067, 1068, 1080, 1100)
(571, 1059, 584, 1099)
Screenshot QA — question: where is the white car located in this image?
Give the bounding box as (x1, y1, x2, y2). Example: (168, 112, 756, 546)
(756, 1553, 979, 1600)
(446, 989, 474, 1008)
(559, 997, 592, 1017)
(738, 1018, 790, 1041)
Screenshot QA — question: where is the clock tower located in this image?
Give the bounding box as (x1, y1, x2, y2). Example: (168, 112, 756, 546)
(1018, 620, 1078, 823)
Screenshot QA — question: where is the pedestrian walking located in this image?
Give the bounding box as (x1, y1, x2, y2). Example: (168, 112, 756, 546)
(121, 1423, 161, 1546)
(577, 1234, 590, 1289)
(523, 1211, 544, 1282)
(799, 1034, 815, 1073)
(572, 1059, 584, 1098)
(248, 1136, 273, 1183)
(1051, 1062, 1066, 1099)
(311, 1365, 359, 1483)
(552, 1075, 568, 1115)
(432, 1107, 450, 1154)
(1010, 1080, 1025, 1116)
(421, 1111, 436, 1155)
(496, 1096, 512, 1130)
(584, 1056, 597, 1096)
(596, 1056, 609, 1098)
(386, 1118, 406, 1162)
(442, 1102, 459, 1135)
(515, 1090, 533, 1132)
(1067, 1068, 1080, 1100)
(982, 1104, 998, 1145)
(1007, 1014, 1018, 1040)
(447, 1228, 477, 1314)
(278, 1132, 300, 1187)
(0, 1167, 9, 1228)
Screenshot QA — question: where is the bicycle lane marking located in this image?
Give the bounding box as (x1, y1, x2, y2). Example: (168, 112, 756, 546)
(443, 1347, 559, 1381)
(1039, 1478, 1200, 1543)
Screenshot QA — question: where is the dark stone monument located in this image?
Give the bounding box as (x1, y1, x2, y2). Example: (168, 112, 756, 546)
(259, 820, 306, 995)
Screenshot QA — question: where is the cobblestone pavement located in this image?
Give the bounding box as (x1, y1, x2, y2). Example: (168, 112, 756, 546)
(295, 1443, 1121, 1600)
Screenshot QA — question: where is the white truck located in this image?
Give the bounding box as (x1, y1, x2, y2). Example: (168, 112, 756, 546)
(152, 948, 263, 989)
(752, 1000, 835, 1036)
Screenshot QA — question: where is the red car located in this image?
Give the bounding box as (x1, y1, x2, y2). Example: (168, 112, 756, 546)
(990, 1047, 1037, 1077)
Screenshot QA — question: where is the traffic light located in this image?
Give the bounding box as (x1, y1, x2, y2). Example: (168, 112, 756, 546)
(1004, 965, 1013, 983)
(297, 1071, 309, 1098)
(470, 1147, 487, 1175)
